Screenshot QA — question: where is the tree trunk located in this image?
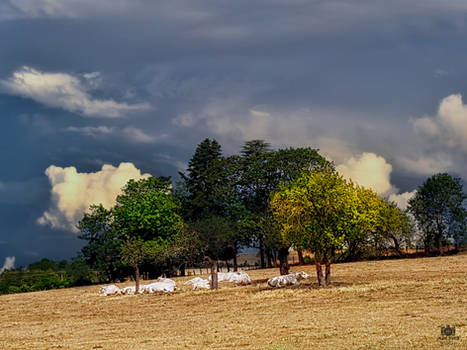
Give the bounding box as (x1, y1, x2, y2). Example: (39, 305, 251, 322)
(278, 247, 290, 275)
(226, 261, 230, 272)
(297, 249, 305, 265)
(315, 260, 324, 286)
(179, 263, 186, 277)
(424, 238, 429, 256)
(324, 260, 331, 286)
(209, 259, 218, 290)
(266, 249, 273, 268)
(233, 248, 238, 272)
(259, 239, 265, 268)
(134, 264, 140, 293)
(390, 234, 403, 256)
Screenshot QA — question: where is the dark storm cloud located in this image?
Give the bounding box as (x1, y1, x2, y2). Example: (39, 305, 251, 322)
(1, 0, 467, 265)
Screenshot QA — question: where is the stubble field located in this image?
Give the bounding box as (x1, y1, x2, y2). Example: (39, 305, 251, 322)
(1, 254, 466, 350)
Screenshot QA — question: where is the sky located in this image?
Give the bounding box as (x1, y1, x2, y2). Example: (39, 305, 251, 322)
(1, 0, 467, 267)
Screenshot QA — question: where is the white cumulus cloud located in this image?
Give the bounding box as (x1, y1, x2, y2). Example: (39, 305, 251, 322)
(0, 256, 15, 274)
(336, 152, 395, 196)
(38, 162, 151, 232)
(388, 190, 416, 211)
(1, 66, 150, 118)
(336, 152, 415, 210)
(413, 94, 467, 154)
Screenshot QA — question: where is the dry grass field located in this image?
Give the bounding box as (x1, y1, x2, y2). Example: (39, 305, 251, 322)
(1, 254, 466, 350)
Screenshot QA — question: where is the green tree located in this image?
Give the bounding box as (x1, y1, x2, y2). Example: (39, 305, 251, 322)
(65, 254, 96, 286)
(179, 138, 225, 219)
(189, 216, 237, 289)
(178, 139, 244, 287)
(112, 177, 184, 292)
(408, 173, 467, 254)
(238, 141, 331, 272)
(341, 197, 414, 261)
(271, 170, 378, 286)
(78, 176, 184, 291)
(373, 200, 414, 256)
(77, 204, 126, 282)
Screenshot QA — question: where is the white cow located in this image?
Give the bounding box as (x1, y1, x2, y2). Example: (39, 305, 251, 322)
(293, 271, 309, 280)
(140, 278, 176, 293)
(99, 284, 121, 296)
(267, 274, 300, 288)
(184, 277, 210, 290)
(229, 271, 251, 285)
(121, 286, 136, 295)
(208, 271, 251, 285)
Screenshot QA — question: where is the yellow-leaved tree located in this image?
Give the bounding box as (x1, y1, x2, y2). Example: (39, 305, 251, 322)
(270, 169, 380, 286)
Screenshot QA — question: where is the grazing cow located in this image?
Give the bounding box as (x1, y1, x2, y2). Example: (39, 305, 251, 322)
(184, 277, 210, 290)
(267, 274, 300, 288)
(99, 284, 121, 296)
(208, 271, 251, 285)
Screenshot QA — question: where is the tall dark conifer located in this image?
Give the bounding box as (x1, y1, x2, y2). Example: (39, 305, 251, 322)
(180, 138, 224, 220)
(179, 138, 239, 288)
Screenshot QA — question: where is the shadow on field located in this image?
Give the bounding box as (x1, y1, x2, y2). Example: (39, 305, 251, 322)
(250, 279, 352, 293)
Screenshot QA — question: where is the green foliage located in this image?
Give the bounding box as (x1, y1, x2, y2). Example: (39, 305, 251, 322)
(178, 138, 333, 272)
(343, 199, 414, 261)
(114, 177, 182, 242)
(408, 173, 467, 253)
(28, 258, 68, 272)
(64, 254, 96, 286)
(0, 270, 70, 293)
(77, 204, 126, 282)
(179, 138, 226, 219)
(113, 177, 184, 284)
(236, 140, 332, 267)
(189, 216, 237, 261)
(238, 142, 331, 214)
(178, 139, 246, 268)
(0, 256, 96, 295)
(271, 169, 380, 283)
(77, 176, 184, 282)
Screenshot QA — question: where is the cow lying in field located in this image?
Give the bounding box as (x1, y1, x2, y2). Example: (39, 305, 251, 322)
(121, 286, 136, 295)
(184, 277, 210, 290)
(267, 271, 309, 288)
(99, 284, 121, 296)
(294, 271, 309, 280)
(100, 278, 177, 296)
(140, 278, 176, 293)
(208, 271, 251, 285)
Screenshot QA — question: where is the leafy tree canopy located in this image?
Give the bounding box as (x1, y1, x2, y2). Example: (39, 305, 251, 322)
(408, 173, 467, 253)
(270, 169, 380, 285)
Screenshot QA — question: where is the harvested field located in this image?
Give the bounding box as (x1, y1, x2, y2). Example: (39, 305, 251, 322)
(1, 254, 466, 349)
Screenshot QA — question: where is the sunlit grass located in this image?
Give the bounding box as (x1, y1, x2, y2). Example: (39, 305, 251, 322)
(0, 254, 466, 349)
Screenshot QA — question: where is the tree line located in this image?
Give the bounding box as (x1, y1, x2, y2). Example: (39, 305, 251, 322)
(75, 138, 467, 290)
(0, 257, 94, 294)
(3, 138, 465, 294)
